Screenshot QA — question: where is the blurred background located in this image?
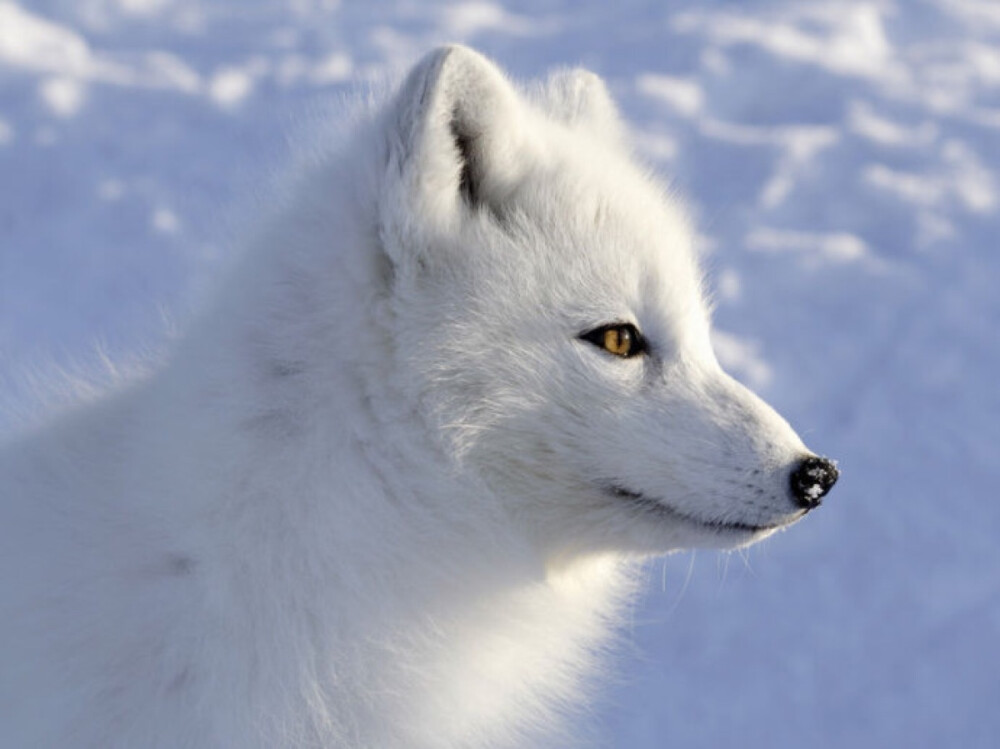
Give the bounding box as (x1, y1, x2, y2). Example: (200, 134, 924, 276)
(1, 1, 997, 746)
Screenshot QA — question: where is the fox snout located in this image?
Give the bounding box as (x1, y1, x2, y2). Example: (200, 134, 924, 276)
(789, 456, 839, 509)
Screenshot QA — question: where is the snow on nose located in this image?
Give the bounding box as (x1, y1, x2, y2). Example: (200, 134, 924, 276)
(789, 456, 839, 509)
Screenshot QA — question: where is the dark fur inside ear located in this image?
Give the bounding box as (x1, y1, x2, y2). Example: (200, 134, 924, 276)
(450, 113, 479, 206)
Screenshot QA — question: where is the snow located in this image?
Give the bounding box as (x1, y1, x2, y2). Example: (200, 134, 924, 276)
(0, 2, 92, 75)
(637, 73, 704, 117)
(1, 1, 997, 747)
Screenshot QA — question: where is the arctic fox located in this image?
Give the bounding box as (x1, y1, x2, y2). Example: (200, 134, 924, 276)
(0, 46, 837, 748)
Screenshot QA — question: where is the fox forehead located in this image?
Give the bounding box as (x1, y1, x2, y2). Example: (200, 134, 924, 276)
(457, 127, 711, 347)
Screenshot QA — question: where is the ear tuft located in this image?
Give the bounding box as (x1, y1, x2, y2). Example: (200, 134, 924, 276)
(387, 45, 531, 217)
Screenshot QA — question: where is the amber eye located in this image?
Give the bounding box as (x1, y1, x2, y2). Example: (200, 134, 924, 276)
(579, 323, 647, 358)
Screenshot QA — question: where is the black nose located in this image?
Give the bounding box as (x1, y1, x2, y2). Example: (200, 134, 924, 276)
(789, 456, 839, 509)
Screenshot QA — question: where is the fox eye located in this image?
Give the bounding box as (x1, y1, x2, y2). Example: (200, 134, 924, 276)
(579, 323, 647, 358)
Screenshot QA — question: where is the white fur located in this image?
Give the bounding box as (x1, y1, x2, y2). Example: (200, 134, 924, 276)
(0, 46, 819, 748)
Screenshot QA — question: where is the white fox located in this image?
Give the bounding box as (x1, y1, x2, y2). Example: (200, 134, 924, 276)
(0, 46, 837, 748)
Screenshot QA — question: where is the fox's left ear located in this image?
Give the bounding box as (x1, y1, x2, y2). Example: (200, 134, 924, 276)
(383, 45, 536, 232)
(543, 68, 625, 146)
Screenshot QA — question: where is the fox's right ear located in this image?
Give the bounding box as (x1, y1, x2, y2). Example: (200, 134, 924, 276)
(381, 46, 535, 240)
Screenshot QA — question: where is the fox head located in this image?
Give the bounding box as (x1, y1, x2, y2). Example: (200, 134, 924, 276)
(373, 46, 837, 558)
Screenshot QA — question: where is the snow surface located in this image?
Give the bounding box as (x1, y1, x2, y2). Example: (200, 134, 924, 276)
(1, 1, 997, 746)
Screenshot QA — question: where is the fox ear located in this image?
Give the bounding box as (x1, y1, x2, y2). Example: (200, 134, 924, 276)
(384, 45, 532, 223)
(544, 68, 624, 145)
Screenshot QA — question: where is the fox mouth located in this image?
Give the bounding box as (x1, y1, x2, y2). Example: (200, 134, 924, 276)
(606, 485, 789, 534)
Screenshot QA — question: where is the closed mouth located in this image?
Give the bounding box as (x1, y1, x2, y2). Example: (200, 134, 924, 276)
(606, 485, 785, 534)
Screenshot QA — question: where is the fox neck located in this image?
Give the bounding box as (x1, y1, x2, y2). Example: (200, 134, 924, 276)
(141, 255, 634, 745)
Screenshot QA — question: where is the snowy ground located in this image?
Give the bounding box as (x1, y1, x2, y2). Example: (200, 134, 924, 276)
(1, 1, 998, 746)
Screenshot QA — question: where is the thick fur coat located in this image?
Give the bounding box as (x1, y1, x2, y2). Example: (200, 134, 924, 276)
(0, 46, 834, 747)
